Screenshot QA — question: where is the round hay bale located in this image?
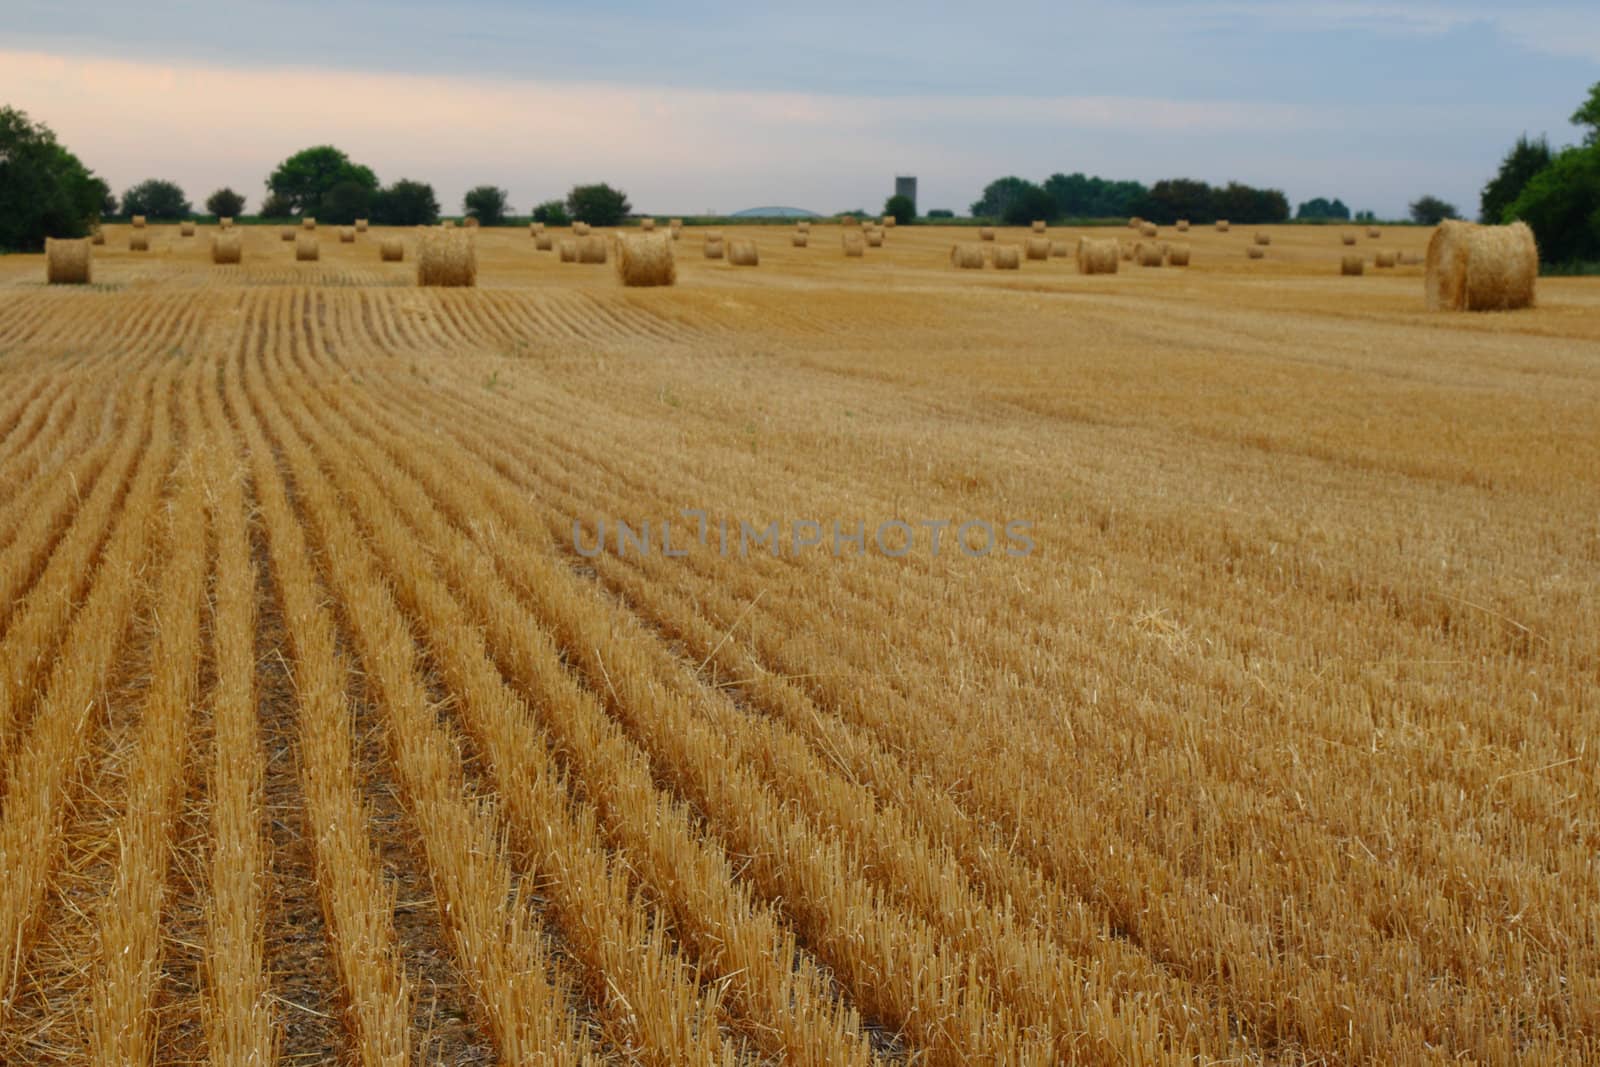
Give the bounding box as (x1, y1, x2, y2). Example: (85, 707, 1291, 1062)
(131, 215, 147, 229)
(796, 221, 810, 233)
(339, 227, 356, 243)
(302, 217, 317, 230)
(1140, 222, 1158, 238)
(1426, 221, 1537, 312)
(441, 219, 455, 228)
(180, 221, 196, 237)
(380, 237, 404, 262)
(45, 238, 92, 284)
(576, 235, 608, 264)
(1049, 240, 1071, 258)
(1177, 220, 1191, 232)
(559, 239, 578, 262)
(535, 233, 554, 251)
(728, 239, 760, 266)
(1341, 232, 1357, 246)
(1374, 250, 1397, 269)
(865, 230, 884, 248)
(90, 230, 105, 246)
(1081, 238, 1120, 275)
(1025, 237, 1050, 260)
(295, 233, 319, 261)
(792, 233, 809, 248)
(530, 221, 545, 236)
(573, 221, 591, 236)
(356, 219, 369, 233)
(1167, 244, 1191, 267)
(979, 227, 996, 241)
(950, 243, 985, 269)
(669, 218, 684, 231)
(280, 227, 295, 241)
(992, 244, 1022, 270)
(1341, 255, 1365, 276)
(464, 216, 481, 230)
(615, 232, 675, 286)
(1246, 245, 1265, 260)
(843, 216, 861, 227)
(1031, 220, 1046, 234)
(1215, 220, 1230, 232)
(1128, 217, 1142, 229)
(1254, 232, 1272, 246)
(417, 227, 476, 286)
(641, 218, 657, 231)
(1135, 242, 1164, 267)
(130, 233, 150, 252)
(705, 229, 723, 242)
(882, 216, 896, 229)
(219, 218, 234, 230)
(703, 239, 725, 260)
(1367, 226, 1381, 239)
(843, 232, 865, 257)
(211, 232, 243, 264)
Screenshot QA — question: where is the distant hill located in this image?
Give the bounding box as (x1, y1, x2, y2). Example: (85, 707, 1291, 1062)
(727, 206, 822, 218)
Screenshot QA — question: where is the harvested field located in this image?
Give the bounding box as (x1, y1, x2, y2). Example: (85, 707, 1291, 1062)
(0, 220, 1596, 1065)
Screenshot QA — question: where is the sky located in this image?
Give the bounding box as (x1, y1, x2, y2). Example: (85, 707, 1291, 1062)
(1, 1, 1595, 218)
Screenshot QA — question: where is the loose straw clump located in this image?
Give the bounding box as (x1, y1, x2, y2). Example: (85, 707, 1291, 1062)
(417, 227, 476, 286)
(46, 238, 92, 284)
(614, 232, 676, 286)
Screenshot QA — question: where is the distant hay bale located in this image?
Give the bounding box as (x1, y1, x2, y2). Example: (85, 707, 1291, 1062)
(1049, 240, 1071, 258)
(670, 218, 684, 231)
(576, 235, 608, 264)
(280, 227, 295, 241)
(559, 239, 578, 262)
(1167, 244, 1191, 267)
(130, 233, 150, 252)
(1399, 252, 1423, 266)
(219, 218, 234, 230)
(531, 221, 545, 235)
(45, 238, 91, 284)
(295, 234, 319, 261)
(615, 232, 675, 286)
(1367, 226, 1381, 239)
(339, 227, 356, 243)
(1341, 232, 1357, 246)
(1031, 220, 1046, 234)
(703, 238, 725, 260)
(180, 221, 196, 237)
(705, 229, 723, 242)
(641, 218, 657, 231)
(979, 227, 996, 241)
(535, 233, 554, 251)
(90, 230, 105, 246)
(1135, 242, 1164, 267)
(1025, 237, 1050, 260)
(464, 217, 481, 229)
(792, 233, 809, 247)
(441, 219, 454, 228)
(843, 216, 861, 227)
(1177, 220, 1190, 232)
(1128, 217, 1142, 229)
(865, 229, 884, 247)
(1254, 233, 1271, 246)
(950, 243, 985, 269)
(302, 217, 317, 230)
(728, 239, 760, 266)
(211, 232, 242, 264)
(1215, 220, 1230, 232)
(1075, 238, 1119, 275)
(573, 221, 591, 236)
(1341, 255, 1365, 276)
(380, 237, 404, 261)
(843, 232, 865, 257)
(991, 244, 1021, 270)
(1425, 221, 1538, 312)
(1140, 222, 1158, 238)
(882, 216, 896, 228)
(1374, 250, 1397, 269)
(356, 219, 369, 232)
(132, 215, 147, 229)
(796, 221, 811, 233)
(417, 227, 476, 286)
(1246, 245, 1265, 259)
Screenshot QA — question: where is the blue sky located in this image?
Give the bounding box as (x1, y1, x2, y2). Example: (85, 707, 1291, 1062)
(2, 1, 1595, 217)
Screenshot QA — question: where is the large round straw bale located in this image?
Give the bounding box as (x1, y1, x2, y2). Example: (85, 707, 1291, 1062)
(728, 239, 760, 266)
(1374, 250, 1397, 269)
(302, 217, 317, 230)
(46, 238, 91, 284)
(992, 244, 1022, 269)
(615, 232, 675, 286)
(559, 239, 578, 262)
(843, 232, 865, 257)
(1367, 226, 1381, 239)
(641, 217, 657, 231)
(1167, 243, 1191, 267)
(531, 221, 545, 236)
(1341, 254, 1365, 276)
(703, 238, 725, 260)
(1025, 237, 1050, 260)
(1177, 220, 1190, 232)
(792, 233, 809, 247)
(380, 237, 404, 262)
(1068, 238, 1120, 273)
(90, 230, 105, 246)
(356, 219, 369, 232)
(573, 221, 591, 236)
(576, 235, 608, 263)
(339, 227, 356, 243)
(131, 215, 147, 229)
(211, 232, 242, 264)
(1425, 221, 1538, 312)
(1215, 220, 1230, 232)
(1254, 232, 1271, 246)
(796, 221, 811, 233)
(1136, 242, 1164, 267)
(130, 232, 150, 252)
(1049, 240, 1071, 258)
(1246, 245, 1265, 259)
(295, 233, 319, 261)
(1140, 222, 1158, 238)
(1031, 220, 1046, 234)
(865, 229, 884, 247)
(950, 243, 985, 269)
(280, 227, 295, 241)
(417, 227, 476, 286)
(180, 221, 196, 237)
(1341, 232, 1357, 246)
(219, 218, 234, 230)
(536, 233, 554, 251)
(979, 227, 995, 241)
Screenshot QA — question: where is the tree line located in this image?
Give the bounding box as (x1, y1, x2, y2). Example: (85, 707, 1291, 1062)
(968, 173, 1293, 225)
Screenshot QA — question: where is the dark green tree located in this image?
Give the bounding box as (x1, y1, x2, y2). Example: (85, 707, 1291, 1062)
(1506, 143, 1600, 264)
(1000, 183, 1055, 226)
(1144, 179, 1217, 224)
(1042, 172, 1148, 218)
(319, 179, 372, 224)
(101, 190, 118, 218)
(1296, 196, 1352, 221)
(1480, 135, 1553, 224)
(926, 208, 954, 219)
(1409, 195, 1459, 225)
(258, 192, 294, 219)
(566, 183, 631, 226)
(1212, 182, 1290, 224)
(371, 179, 440, 226)
(532, 199, 570, 225)
(266, 145, 377, 216)
(121, 178, 191, 219)
(884, 193, 915, 225)
(205, 187, 246, 218)
(464, 184, 509, 226)
(1572, 80, 1600, 146)
(969, 176, 1036, 219)
(0, 106, 108, 250)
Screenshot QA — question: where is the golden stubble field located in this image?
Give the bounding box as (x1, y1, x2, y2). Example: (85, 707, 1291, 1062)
(0, 221, 1597, 1065)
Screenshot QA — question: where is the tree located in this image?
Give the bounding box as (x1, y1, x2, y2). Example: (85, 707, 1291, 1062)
(320, 179, 372, 224)
(371, 179, 440, 226)
(1296, 196, 1352, 221)
(1144, 178, 1216, 224)
(1480, 135, 1553, 224)
(258, 192, 294, 219)
(1409, 195, 1459, 225)
(926, 208, 954, 219)
(266, 145, 377, 217)
(1506, 143, 1600, 264)
(464, 184, 510, 226)
(1213, 182, 1290, 224)
(1572, 80, 1600, 146)
(206, 187, 246, 218)
(566, 183, 630, 226)
(1355, 210, 1378, 223)
(0, 106, 109, 251)
(884, 193, 915, 225)
(1001, 183, 1055, 226)
(1042, 172, 1147, 218)
(532, 199, 570, 225)
(969, 176, 1036, 219)
(121, 179, 191, 220)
